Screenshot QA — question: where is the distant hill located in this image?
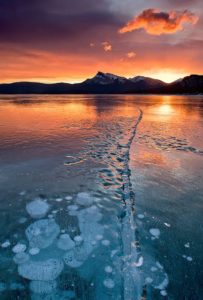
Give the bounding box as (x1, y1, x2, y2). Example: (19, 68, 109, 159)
(0, 73, 202, 94)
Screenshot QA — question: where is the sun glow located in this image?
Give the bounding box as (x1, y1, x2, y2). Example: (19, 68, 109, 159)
(144, 70, 188, 83)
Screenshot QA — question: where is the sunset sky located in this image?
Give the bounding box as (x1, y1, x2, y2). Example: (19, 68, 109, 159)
(0, 0, 202, 83)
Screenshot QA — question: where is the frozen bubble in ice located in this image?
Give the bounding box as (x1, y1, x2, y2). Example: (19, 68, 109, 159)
(19, 191, 26, 196)
(26, 219, 60, 249)
(55, 198, 63, 202)
(74, 235, 83, 245)
(29, 248, 40, 255)
(0, 282, 6, 292)
(30, 280, 57, 294)
(78, 205, 102, 224)
(76, 192, 93, 206)
(18, 217, 27, 224)
(103, 279, 115, 289)
(149, 228, 160, 238)
(68, 205, 79, 211)
(65, 196, 73, 201)
(137, 214, 145, 219)
(63, 251, 84, 268)
(164, 223, 171, 228)
(57, 234, 75, 251)
(145, 277, 153, 284)
(102, 240, 110, 246)
(68, 211, 78, 216)
(104, 266, 113, 273)
(96, 235, 103, 241)
(160, 290, 167, 296)
(12, 243, 26, 254)
(155, 276, 169, 290)
(1, 240, 11, 248)
(13, 252, 29, 264)
(156, 262, 164, 269)
(151, 266, 158, 272)
(26, 199, 50, 219)
(18, 259, 64, 281)
(184, 243, 190, 248)
(186, 256, 193, 262)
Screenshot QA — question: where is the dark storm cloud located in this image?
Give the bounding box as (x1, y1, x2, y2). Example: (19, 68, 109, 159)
(0, 0, 123, 48)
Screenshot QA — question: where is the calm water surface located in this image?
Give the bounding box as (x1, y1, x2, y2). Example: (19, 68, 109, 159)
(0, 95, 202, 300)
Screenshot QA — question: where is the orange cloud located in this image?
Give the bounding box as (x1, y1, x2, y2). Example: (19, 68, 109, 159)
(127, 52, 136, 58)
(102, 42, 112, 52)
(119, 9, 199, 35)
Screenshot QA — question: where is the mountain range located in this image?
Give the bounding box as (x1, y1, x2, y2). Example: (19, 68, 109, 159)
(0, 72, 202, 94)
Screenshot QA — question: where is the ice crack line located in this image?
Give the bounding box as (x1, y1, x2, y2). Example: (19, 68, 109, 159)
(120, 108, 143, 300)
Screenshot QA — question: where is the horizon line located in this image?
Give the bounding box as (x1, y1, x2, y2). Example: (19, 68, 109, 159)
(0, 72, 202, 85)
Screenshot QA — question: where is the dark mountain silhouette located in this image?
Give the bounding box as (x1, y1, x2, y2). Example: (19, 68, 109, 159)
(0, 73, 202, 94)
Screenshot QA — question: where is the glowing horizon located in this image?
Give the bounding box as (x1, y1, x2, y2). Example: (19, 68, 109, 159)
(0, 1, 202, 84)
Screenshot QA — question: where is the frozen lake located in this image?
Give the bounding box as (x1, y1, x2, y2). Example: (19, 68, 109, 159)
(0, 95, 202, 299)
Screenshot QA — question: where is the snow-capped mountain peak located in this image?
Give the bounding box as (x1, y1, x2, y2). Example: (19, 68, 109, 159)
(87, 72, 127, 85)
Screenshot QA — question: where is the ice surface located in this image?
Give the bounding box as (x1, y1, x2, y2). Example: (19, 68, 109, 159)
(26, 199, 50, 219)
(26, 219, 60, 249)
(18, 259, 64, 281)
